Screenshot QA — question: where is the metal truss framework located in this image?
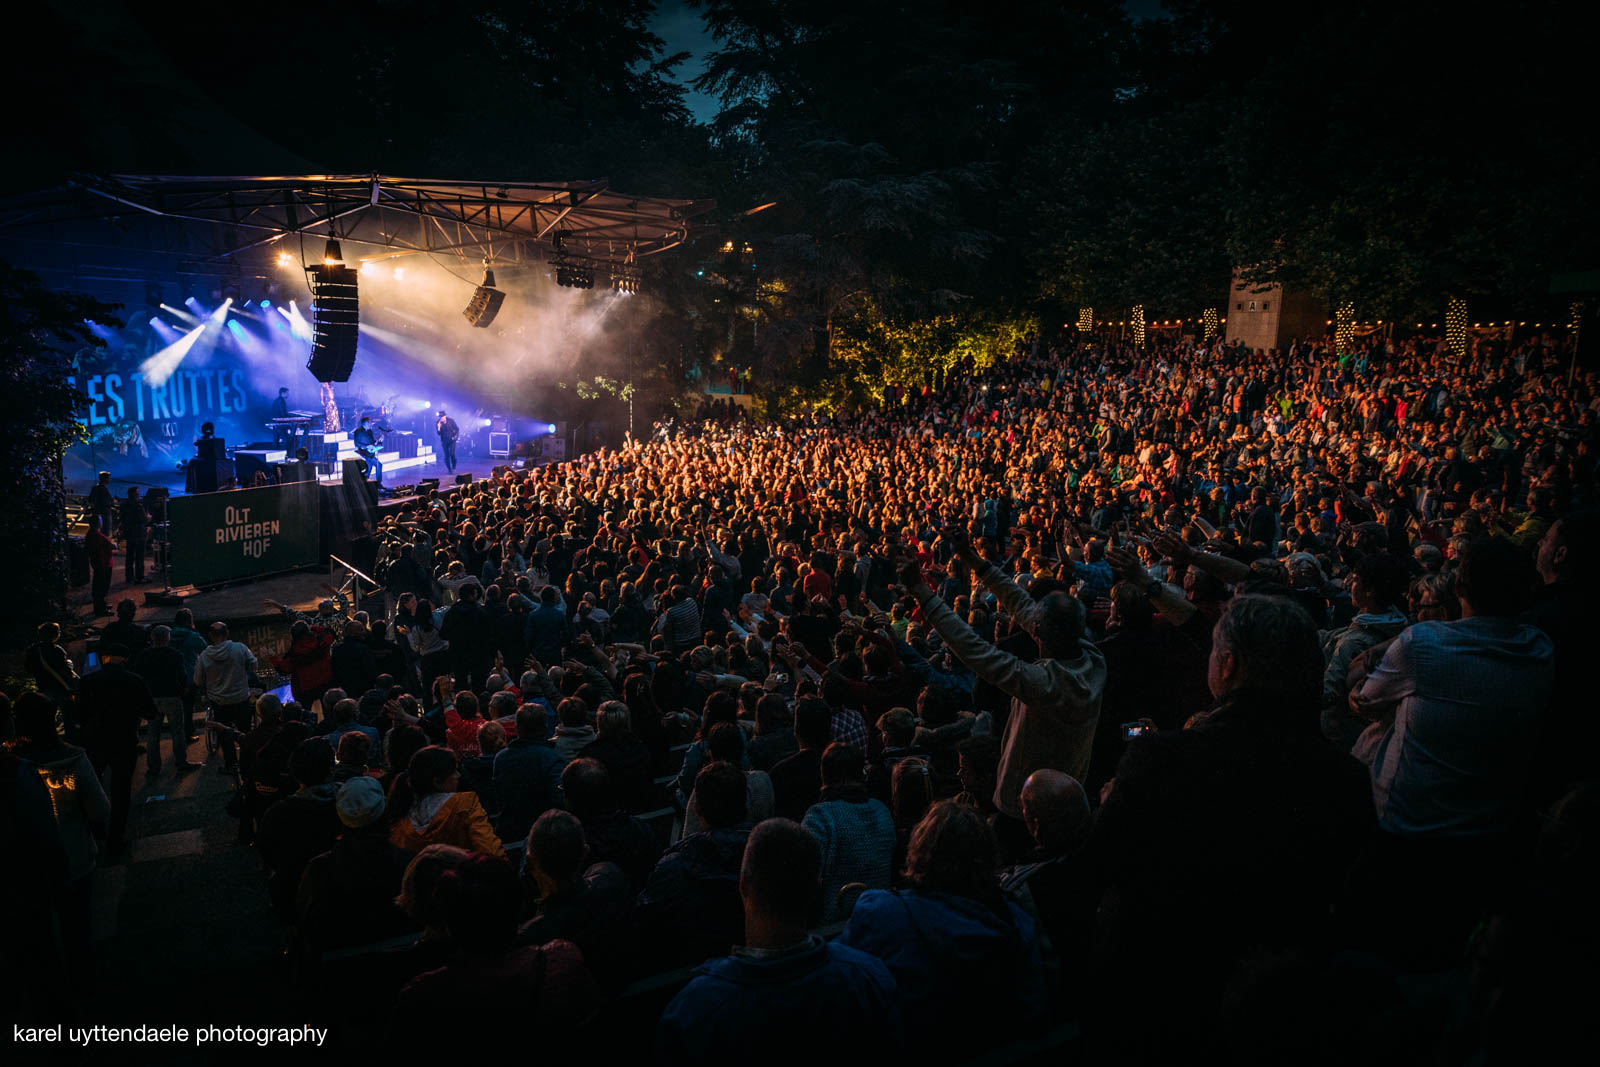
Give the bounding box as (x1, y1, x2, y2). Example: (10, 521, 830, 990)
(0, 173, 716, 273)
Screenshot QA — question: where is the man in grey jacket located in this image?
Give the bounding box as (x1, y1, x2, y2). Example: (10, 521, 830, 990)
(195, 622, 258, 773)
(896, 527, 1105, 855)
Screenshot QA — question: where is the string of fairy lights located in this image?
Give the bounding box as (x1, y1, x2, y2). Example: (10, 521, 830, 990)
(1335, 302, 1356, 351)
(1068, 304, 1569, 339)
(1446, 296, 1469, 359)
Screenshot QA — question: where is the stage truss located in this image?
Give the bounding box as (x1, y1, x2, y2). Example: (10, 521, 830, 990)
(0, 173, 715, 277)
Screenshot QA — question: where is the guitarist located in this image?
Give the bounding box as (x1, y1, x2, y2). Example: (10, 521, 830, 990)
(352, 415, 385, 492)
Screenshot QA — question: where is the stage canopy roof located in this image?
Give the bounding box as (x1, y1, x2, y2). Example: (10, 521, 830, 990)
(0, 173, 716, 276)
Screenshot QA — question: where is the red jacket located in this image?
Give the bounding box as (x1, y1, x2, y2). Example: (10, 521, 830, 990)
(88, 528, 114, 569)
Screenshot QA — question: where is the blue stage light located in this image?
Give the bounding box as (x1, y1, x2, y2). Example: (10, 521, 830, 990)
(260, 300, 272, 309)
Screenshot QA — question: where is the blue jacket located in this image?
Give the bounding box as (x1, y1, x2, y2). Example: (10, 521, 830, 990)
(491, 738, 564, 842)
(839, 889, 1046, 1057)
(657, 936, 901, 1065)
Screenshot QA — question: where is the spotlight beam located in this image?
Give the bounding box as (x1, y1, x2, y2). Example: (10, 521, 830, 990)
(141, 299, 230, 386)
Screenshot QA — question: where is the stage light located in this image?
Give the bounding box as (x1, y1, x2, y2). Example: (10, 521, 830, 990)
(480, 418, 493, 428)
(323, 238, 344, 266)
(414, 399, 433, 411)
(160, 302, 200, 325)
(393, 267, 405, 280)
(547, 423, 556, 434)
(141, 300, 228, 386)
(464, 263, 505, 327)
(277, 251, 294, 268)
(260, 300, 271, 309)
(360, 261, 382, 277)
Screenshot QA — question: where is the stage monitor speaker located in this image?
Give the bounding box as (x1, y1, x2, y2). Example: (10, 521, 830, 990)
(455, 474, 472, 485)
(234, 450, 277, 486)
(195, 437, 226, 462)
(463, 284, 506, 328)
(417, 478, 440, 495)
(492, 464, 511, 479)
(306, 264, 360, 382)
(276, 461, 312, 483)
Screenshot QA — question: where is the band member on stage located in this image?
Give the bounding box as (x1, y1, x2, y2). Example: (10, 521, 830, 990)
(436, 409, 460, 473)
(353, 415, 385, 491)
(270, 387, 291, 447)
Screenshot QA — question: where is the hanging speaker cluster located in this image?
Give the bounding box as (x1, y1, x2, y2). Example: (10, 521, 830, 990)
(306, 239, 359, 382)
(463, 264, 505, 328)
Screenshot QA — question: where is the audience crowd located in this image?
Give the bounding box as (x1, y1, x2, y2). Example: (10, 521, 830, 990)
(7, 327, 1599, 1062)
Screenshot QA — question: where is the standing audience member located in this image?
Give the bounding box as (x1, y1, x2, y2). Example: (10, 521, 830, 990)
(194, 623, 258, 774)
(74, 642, 154, 856)
(130, 625, 191, 776)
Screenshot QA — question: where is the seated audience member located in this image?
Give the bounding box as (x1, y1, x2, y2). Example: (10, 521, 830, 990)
(889, 757, 936, 876)
(458, 720, 506, 811)
(395, 855, 598, 1047)
(770, 696, 832, 821)
(866, 707, 920, 805)
(657, 819, 902, 1064)
(295, 776, 412, 953)
(332, 730, 375, 783)
(552, 697, 597, 763)
(1524, 511, 1600, 804)
(637, 761, 752, 968)
(517, 809, 634, 989)
(443, 690, 486, 757)
(746, 692, 798, 772)
(255, 738, 342, 921)
(802, 742, 895, 922)
(1318, 551, 1411, 750)
(954, 734, 1003, 820)
(492, 705, 565, 842)
(1347, 537, 1556, 967)
(1001, 769, 1094, 989)
(577, 700, 655, 812)
(1091, 594, 1377, 1062)
(323, 696, 379, 753)
(840, 800, 1047, 1059)
(1350, 537, 1555, 837)
(683, 723, 775, 836)
(387, 745, 506, 858)
(561, 758, 662, 891)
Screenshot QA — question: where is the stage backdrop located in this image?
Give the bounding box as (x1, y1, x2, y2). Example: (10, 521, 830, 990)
(168, 481, 320, 586)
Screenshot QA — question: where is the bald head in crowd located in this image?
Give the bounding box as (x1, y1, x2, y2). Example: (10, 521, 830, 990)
(1020, 769, 1090, 852)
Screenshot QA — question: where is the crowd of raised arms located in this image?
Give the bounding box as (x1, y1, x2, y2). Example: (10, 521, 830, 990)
(10, 327, 1599, 1062)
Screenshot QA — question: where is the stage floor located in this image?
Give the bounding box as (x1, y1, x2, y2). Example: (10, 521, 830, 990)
(69, 455, 510, 501)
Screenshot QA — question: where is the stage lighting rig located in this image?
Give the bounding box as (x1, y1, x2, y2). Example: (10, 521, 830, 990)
(552, 256, 595, 290)
(464, 260, 506, 327)
(610, 265, 642, 294)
